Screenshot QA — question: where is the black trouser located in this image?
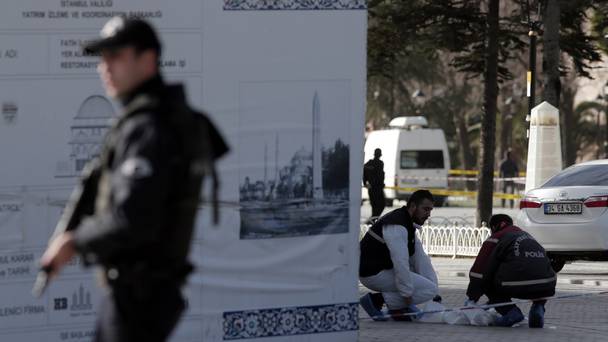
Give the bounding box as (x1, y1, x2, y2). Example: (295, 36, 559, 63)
(501, 181, 515, 208)
(95, 282, 185, 342)
(368, 186, 385, 218)
(487, 287, 552, 315)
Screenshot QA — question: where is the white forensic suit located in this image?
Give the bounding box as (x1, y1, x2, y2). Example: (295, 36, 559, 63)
(360, 223, 438, 310)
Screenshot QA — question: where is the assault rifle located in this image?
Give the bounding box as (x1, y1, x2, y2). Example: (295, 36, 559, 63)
(32, 160, 101, 298)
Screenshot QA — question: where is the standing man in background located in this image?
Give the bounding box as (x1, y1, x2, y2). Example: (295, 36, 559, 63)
(39, 17, 228, 341)
(364, 148, 386, 222)
(499, 150, 519, 208)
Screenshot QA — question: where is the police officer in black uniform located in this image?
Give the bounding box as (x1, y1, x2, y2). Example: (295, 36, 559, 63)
(40, 17, 228, 342)
(363, 148, 385, 220)
(465, 214, 556, 328)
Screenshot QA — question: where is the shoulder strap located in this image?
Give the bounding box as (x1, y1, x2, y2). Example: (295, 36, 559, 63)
(371, 207, 416, 256)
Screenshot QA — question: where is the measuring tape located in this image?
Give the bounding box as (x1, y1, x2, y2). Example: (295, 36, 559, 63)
(362, 290, 608, 321)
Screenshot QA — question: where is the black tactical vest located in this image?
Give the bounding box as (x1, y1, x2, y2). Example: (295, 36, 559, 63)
(95, 82, 228, 276)
(359, 207, 416, 277)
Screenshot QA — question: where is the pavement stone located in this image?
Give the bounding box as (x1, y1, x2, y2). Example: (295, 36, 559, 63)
(358, 257, 608, 341)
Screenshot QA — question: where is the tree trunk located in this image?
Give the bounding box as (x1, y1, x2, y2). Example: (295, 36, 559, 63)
(499, 99, 513, 160)
(454, 112, 475, 169)
(542, 0, 565, 167)
(475, 0, 499, 227)
(447, 64, 475, 176)
(560, 73, 577, 166)
(389, 75, 395, 119)
(542, 0, 561, 108)
(454, 111, 475, 191)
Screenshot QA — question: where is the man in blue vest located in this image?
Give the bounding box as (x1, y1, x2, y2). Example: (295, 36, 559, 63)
(359, 190, 439, 321)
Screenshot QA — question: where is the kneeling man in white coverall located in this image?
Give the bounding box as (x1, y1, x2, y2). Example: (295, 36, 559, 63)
(359, 190, 439, 321)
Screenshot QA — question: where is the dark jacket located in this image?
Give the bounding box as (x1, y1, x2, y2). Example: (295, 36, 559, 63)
(363, 158, 384, 187)
(72, 76, 228, 284)
(467, 225, 556, 301)
(499, 159, 518, 178)
(359, 207, 416, 277)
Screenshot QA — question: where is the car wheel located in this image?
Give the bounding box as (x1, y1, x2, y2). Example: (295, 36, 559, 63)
(550, 258, 565, 273)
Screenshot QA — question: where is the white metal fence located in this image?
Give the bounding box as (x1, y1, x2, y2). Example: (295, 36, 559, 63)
(360, 219, 491, 258)
(418, 222, 491, 257)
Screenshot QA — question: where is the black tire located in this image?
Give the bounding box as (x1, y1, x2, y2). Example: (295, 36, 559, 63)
(550, 258, 565, 273)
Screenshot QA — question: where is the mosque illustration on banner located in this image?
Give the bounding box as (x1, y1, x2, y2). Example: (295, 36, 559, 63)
(239, 91, 350, 239)
(55, 95, 114, 178)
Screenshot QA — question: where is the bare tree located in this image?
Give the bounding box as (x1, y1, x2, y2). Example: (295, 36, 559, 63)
(542, 0, 561, 107)
(560, 63, 578, 166)
(476, 0, 500, 227)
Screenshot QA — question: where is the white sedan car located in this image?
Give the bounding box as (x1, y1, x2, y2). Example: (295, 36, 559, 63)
(516, 159, 608, 272)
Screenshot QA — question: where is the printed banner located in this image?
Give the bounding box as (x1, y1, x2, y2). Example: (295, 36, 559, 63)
(0, 1, 365, 341)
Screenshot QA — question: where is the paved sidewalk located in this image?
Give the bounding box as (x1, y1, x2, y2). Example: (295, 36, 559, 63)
(359, 257, 608, 341)
(431, 257, 608, 287)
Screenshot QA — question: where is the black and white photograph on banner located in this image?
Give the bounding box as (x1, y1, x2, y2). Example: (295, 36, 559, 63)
(238, 81, 351, 239)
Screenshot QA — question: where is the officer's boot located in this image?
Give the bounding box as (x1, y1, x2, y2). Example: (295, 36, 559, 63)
(528, 301, 546, 328)
(492, 306, 524, 327)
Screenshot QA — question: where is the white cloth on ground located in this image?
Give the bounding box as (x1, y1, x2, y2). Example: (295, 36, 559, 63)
(417, 301, 499, 326)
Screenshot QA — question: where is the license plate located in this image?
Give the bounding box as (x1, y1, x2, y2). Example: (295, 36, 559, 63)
(544, 202, 583, 215)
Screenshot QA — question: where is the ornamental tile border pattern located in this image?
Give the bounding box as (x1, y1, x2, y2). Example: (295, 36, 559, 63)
(223, 302, 359, 340)
(224, 0, 367, 10)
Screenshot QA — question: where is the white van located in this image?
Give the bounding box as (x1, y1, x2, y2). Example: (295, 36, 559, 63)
(363, 116, 451, 206)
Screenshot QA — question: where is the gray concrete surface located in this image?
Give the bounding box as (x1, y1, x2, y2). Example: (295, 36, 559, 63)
(359, 257, 608, 341)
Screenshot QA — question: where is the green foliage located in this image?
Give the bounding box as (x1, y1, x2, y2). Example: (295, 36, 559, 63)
(561, 0, 605, 78)
(368, 0, 608, 90)
(573, 101, 605, 147)
(367, 0, 608, 168)
(368, 1, 528, 81)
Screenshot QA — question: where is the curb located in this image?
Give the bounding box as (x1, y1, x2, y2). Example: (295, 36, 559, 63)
(557, 278, 608, 287)
(435, 271, 467, 278)
(438, 271, 608, 287)
(448, 271, 467, 277)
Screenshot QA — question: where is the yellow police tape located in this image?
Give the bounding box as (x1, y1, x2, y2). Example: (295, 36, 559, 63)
(449, 169, 526, 177)
(384, 186, 522, 200)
